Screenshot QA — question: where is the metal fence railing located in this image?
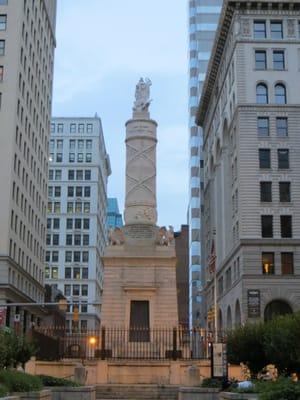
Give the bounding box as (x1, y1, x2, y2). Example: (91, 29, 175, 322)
(32, 326, 226, 361)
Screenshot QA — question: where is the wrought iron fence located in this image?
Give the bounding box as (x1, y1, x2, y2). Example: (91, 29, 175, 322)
(32, 326, 226, 361)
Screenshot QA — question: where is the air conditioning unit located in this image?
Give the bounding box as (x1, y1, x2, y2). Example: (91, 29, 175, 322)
(14, 314, 20, 322)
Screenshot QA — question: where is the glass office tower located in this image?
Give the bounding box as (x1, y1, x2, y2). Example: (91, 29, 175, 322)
(188, 0, 221, 327)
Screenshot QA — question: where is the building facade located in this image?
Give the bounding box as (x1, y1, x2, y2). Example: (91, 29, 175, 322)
(188, 0, 222, 326)
(107, 197, 123, 229)
(197, 0, 300, 329)
(46, 117, 111, 331)
(0, 0, 57, 331)
(175, 225, 189, 326)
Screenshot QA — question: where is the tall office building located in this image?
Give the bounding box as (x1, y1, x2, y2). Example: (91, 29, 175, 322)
(107, 198, 123, 229)
(46, 117, 111, 331)
(198, 0, 300, 327)
(188, 0, 221, 326)
(0, 0, 57, 330)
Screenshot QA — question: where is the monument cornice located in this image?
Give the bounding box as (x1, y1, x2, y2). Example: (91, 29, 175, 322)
(125, 118, 158, 127)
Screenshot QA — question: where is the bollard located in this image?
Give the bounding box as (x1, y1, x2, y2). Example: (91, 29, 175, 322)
(74, 363, 87, 385)
(185, 365, 200, 386)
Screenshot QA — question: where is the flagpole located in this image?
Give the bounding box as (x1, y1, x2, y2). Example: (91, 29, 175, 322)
(213, 230, 218, 342)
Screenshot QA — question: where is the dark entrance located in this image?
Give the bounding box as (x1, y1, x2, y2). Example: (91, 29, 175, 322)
(264, 300, 292, 321)
(129, 300, 150, 342)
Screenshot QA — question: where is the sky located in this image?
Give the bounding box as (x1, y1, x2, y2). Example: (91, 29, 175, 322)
(52, 0, 189, 230)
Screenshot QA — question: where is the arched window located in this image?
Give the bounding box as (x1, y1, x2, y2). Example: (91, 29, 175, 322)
(256, 83, 268, 104)
(275, 83, 286, 104)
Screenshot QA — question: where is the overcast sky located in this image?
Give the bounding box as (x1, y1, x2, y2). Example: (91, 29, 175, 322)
(52, 0, 188, 230)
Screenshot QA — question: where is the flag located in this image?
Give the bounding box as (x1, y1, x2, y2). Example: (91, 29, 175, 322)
(209, 240, 216, 274)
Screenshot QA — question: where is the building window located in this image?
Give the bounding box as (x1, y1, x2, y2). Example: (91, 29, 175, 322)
(85, 170, 91, 180)
(45, 251, 50, 262)
(78, 140, 84, 150)
(55, 170, 62, 180)
(281, 253, 294, 275)
(70, 124, 76, 133)
(262, 252, 275, 274)
(86, 140, 92, 149)
(73, 285, 80, 296)
(52, 234, 59, 245)
(281, 215, 292, 238)
(75, 218, 81, 229)
(271, 21, 283, 39)
(86, 153, 92, 163)
(67, 202, 74, 213)
(76, 170, 83, 180)
(74, 234, 81, 246)
(83, 235, 89, 245)
(273, 50, 285, 70)
(67, 187, 74, 197)
(256, 83, 268, 104)
(83, 219, 90, 229)
(78, 124, 84, 133)
(65, 268, 71, 279)
(257, 117, 269, 136)
(53, 218, 60, 229)
(82, 251, 89, 262)
(259, 149, 271, 169)
(254, 21, 266, 39)
(0, 15, 6, 31)
(73, 267, 80, 279)
(52, 251, 59, 262)
(66, 218, 73, 229)
(255, 50, 267, 70)
(77, 153, 83, 163)
(84, 187, 90, 197)
(57, 140, 63, 149)
(64, 285, 71, 296)
(76, 187, 82, 197)
(276, 117, 288, 137)
(87, 124, 93, 133)
(82, 285, 88, 296)
(260, 182, 272, 202)
(82, 268, 88, 279)
(68, 170, 75, 180)
(279, 182, 291, 202)
(66, 234, 72, 245)
(278, 149, 289, 169)
(261, 215, 273, 238)
(69, 139, 75, 149)
(65, 251, 72, 262)
(51, 267, 58, 279)
(0, 40, 5, 55)
(275, 83, 286, 104)
(74, 251, 80, 262)
(56, 153, 63, 162)
(54, 187, 61, 197)
(0, 65, 3, 81)
(50, 123, 55, 133)
(57, 124, 63, 133)
(69, 153, 75, 163)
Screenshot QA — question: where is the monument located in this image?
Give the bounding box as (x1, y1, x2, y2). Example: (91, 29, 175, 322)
(101, 78, 179, 338)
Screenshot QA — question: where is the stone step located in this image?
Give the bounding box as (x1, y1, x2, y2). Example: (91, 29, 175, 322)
(96, 384, 179, 400)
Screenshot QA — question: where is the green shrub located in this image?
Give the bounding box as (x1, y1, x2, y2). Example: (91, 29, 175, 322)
(0, 328, 36, 369)
(0, 383, 8, 397)
(38, 375, 80, 387)
(257, 377, 300, 400)
(227, 322, 267, 377)
(0, 370, 42, 393)
(263, 314, 300, 375)
(201, 377, 222, 388)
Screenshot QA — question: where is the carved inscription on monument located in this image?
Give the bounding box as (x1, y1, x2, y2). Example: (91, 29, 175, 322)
(124, 225, 156, 240)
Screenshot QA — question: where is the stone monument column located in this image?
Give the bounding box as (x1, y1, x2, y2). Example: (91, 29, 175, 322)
(124, 78, 157, 225)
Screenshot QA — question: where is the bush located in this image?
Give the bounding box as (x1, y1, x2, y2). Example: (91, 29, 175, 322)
(0, 383, 8, 397)
(38, 375, 80, 387)
(263, 314, 300, 375)
(257, 377, 300, 400)
(0, 328, 36, 369)
(227, 322, 267, 377)
(201, 377, 223, 388)
(0, 370, 42, 393)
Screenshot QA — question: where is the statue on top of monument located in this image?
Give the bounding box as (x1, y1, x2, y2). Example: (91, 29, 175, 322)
(133, 77, 152, 111)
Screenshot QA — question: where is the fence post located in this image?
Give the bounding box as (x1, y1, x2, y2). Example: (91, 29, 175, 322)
(172, 327, 177, 360)
(101, 326, 106, 360)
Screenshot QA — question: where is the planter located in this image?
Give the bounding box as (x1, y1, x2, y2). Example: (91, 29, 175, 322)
(219, 392, 258, 400)
(50, 386, 96, 400)
(179, 387, 220, 400)
(0, 397, 20, 400)
(12, 390, 51, 400)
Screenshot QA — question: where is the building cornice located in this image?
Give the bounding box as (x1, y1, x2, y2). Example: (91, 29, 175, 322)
(196, 0, 300, 127)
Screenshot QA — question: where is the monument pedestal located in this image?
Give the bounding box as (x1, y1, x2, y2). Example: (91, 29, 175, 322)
(101, 224, 178, 328)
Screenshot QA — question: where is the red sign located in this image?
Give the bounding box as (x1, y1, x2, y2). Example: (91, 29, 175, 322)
(0, 307, 7, 327)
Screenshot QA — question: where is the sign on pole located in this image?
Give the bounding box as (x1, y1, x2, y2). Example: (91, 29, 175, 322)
(247, 289, 260, 318)
(0, 306, 7, 327)
(212, 343, 228, 379)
